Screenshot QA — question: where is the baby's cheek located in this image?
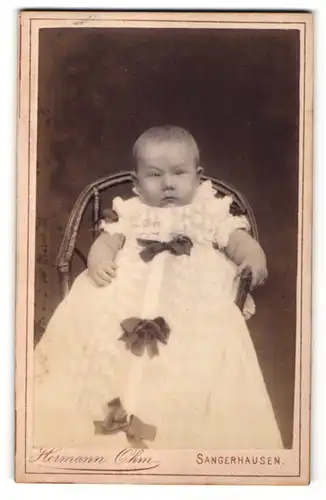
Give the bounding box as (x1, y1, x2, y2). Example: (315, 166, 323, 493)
(140, 182, 162, 204)
(180, 181, 197, 203)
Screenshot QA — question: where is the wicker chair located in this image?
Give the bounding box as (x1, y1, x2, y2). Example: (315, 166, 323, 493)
(56, 172, 258, 312)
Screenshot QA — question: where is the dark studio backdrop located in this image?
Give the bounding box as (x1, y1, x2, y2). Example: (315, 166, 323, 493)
(35, 27, 300, 449)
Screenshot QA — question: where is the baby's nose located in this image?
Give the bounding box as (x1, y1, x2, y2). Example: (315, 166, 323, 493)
(163, 175, 176, 190)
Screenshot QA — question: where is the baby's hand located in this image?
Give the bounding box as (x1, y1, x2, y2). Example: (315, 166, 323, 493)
(88, 261, 117, 287)
(87, 232, 121, 287)
(236, 253, 268, 290)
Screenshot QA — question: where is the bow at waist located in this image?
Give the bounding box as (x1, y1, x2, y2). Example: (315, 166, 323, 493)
(137, 235, 193, 262)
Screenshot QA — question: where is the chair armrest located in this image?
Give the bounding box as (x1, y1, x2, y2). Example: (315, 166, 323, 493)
(56, 189, 95, 272)
(55, 186, 100, 298)
(235, 267, 253, 312)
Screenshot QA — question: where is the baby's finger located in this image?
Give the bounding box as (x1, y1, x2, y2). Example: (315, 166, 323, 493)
(93, 274, 108, 287)
(257, 268, 268, 286)
(249, 270, 260, 290)
(251, 270, 267, 290)
(236, 262, 247, 277)
(103, 264, 116, 277)
(97, 269, 112, 284)
(257, 275, 267, 287)
(262, 269, 268, 283)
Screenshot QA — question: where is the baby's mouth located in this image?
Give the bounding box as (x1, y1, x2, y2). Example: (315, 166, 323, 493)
(160, 196, 177, 206)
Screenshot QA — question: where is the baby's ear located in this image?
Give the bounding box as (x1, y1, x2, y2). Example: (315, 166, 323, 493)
(131, 171, 138, 184)
(131, 171, 140, 196)
(196, 166, 204, 179)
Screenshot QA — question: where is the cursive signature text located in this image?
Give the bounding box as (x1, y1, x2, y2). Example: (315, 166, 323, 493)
(29, 447, 160, 471)
(115, 448, 160, 467)
(30, 447, 106, 465)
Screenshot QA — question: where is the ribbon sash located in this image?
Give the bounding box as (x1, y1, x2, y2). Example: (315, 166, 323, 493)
(137, 235, 193, 262)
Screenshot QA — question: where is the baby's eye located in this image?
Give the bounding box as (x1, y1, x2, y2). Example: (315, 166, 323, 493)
(175, 170, 186, 175)
(148, 171, 161, 177)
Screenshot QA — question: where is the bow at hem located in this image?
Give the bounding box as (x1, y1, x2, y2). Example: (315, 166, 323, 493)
(94, 397, 156, 448)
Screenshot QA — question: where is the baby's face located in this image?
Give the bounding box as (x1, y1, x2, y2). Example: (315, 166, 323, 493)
(134, 140, 202, 207)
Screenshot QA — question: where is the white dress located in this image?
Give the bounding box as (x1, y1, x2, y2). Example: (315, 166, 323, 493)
(33, 181, 283, 449)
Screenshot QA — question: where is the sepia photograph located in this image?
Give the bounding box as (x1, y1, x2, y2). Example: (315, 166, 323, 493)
(15, 10, 313, 485)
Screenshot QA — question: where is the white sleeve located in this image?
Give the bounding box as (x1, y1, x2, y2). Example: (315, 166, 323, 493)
(98, 196, 126, 235)
(213, 196, 251, 249)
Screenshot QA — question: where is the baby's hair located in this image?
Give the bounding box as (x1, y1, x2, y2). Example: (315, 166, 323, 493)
(132, 125, 200, 168)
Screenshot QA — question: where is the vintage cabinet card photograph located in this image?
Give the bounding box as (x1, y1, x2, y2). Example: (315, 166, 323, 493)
(15, 10, 313, 485)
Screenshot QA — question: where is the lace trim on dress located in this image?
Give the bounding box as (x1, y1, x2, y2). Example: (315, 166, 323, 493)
(99, 181, 251, 248)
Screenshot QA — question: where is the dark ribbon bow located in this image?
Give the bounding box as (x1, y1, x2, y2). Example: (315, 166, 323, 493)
(229, 200, 247, 217)
(101, 208, 119, 223)
(93, 397, 156, 448)
(119, 317, 170, 357)
(137, 235, 193, 263)
(93, 208, 120, 235)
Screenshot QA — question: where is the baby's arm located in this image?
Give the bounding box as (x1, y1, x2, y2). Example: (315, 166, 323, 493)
(225, 229, 268, 289)
(87, 232, 124, 286)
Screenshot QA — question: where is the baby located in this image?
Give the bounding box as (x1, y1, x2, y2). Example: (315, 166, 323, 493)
(34, 126, 283, 450)
(88, 126, 267, 291)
